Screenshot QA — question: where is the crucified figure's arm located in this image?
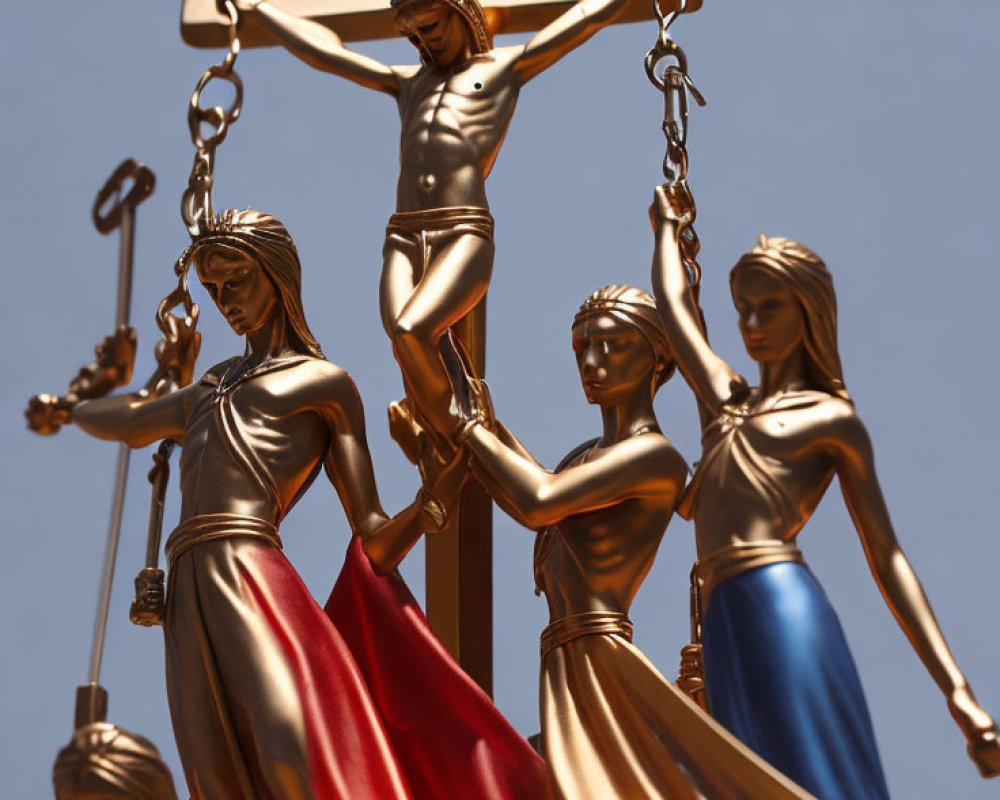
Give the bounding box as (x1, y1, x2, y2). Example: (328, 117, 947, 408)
(511, 0, 629, 84)
(237, 0, 402, 94)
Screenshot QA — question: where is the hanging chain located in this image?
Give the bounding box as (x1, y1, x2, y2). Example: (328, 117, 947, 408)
(645, 0, 705, 285)
(147, 0, 247, 395)
(180, 0, 244, 237)
(126, 8, 246, 628)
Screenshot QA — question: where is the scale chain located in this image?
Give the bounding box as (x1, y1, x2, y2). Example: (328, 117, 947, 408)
(645, 0, 705, 285)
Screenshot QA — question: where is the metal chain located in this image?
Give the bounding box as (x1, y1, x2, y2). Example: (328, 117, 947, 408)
(180, 0, 244, 236)
(645, 0, 705, 285)
(147, 1, 247, 394)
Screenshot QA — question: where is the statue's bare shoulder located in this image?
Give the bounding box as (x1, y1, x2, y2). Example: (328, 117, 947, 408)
(270, 358, 364, 428)
(770, 392, 869, 464)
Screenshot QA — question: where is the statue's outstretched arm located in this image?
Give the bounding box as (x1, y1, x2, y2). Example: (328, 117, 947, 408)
(649, 185, 743, 414)
(512, 0, 628, 84)
(242, 1, 402, 94)
(462, 422, 684, 530)
(320, 366, 464, 573)
(831, 407, 1000, 775)
(26, 327, 194, 447)
(71, 390, 190, 449)
(494, 421, 544, 468)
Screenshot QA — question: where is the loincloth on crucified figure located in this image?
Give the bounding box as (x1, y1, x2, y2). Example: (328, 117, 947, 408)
(382, 205, 496, 461)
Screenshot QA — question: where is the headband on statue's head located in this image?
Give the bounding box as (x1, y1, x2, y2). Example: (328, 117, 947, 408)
(574, 285, 676, 392)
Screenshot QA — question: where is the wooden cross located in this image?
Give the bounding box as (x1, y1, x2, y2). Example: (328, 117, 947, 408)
(182, 0, 699, 47)
(180, 0, 698, 697)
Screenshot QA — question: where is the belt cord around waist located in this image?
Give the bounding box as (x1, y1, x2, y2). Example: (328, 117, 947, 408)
(386, 206, 494, 236)
(540, 611, 633, 657)
(164, 513, 282, 567)
(676, 540, 803, 711)
(695, 540, 804, 609)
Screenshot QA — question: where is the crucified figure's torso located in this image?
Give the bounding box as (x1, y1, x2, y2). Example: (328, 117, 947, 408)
(395, 54, 521, 210)
(244, 0, 629, 439)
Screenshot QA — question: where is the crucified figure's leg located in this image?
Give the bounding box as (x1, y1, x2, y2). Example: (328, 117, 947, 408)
(380, 230, 494, 446)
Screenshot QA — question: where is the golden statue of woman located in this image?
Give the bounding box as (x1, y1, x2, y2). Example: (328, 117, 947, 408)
(27, 209, 549, 799)
(649, 183, 1000, 799)
(232, 0, 632, 443)
(449, 284, 815, 799)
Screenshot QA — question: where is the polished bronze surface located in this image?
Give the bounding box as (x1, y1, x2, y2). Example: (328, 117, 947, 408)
(31, 210, 467, 794)
(54, 722, 178, 800)
(676, 643, 706, 710)
(227, 0, 662, 686)
(53, 684, 178, 800)
(650, 181, 1000, 779)
(230, 0, 647, 438)
(24, 161, 180, 800)
(182, 0, 701, 48)
(129, 442, 177, 627)
(451, 285, 814, 798)
(129, 568, 167, 627)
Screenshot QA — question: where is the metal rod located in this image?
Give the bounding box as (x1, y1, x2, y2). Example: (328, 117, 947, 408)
(87, 202, 137, 685)
(88, 443, 131, 684)
(115, 206, 135, 328)
(145, 441, 175, 568)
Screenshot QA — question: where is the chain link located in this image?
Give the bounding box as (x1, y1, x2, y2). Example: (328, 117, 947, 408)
(150, 0, 246, 394)
(181, 0, 243, 236)
(644, 0, 704, 183)
(645, 0, 704, 286)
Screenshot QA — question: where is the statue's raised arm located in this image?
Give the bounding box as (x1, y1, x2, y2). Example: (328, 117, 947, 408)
(444, 284, 815, 800)
(648, 180, 1000, 794)
(649, 182, 744, 414)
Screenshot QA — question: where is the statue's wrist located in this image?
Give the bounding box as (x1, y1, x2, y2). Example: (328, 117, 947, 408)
(456, 417, 481, 444)
(417, 487, 447, 533)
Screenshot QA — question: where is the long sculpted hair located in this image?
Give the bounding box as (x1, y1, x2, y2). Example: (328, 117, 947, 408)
(190, 209, 324, 359)
(574, 284, 676, 398)
(730, 236, 849, 402)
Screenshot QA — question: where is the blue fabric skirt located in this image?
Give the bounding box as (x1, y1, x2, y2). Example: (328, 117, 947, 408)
(702, 561, 891, 800)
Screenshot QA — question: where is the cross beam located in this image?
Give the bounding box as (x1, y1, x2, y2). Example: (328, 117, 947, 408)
(181, 0, 700, 48)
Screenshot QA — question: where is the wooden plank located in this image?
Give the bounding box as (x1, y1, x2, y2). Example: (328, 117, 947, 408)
(181, 0, 701, 48)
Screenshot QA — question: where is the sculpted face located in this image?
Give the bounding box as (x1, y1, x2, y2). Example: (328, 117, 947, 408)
(395, 1, 472, 69)
(572, 313, 656, 405)
(731, 267, 806, 363)
(196, 248, 280, 337)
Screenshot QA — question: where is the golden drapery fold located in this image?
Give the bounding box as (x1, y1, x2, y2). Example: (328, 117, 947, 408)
(539, 617, 817, 800)
(164, 513, 282, 565)
(164, 514, 413, 800)
(386, 206, 495, 239)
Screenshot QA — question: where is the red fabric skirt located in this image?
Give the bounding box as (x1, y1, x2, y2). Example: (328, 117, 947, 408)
(166, 536, 411, 800)
(324, 537, 551, 800)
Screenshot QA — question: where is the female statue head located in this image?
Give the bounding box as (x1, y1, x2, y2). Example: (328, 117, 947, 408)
(573, 284, 675, 403)
(189, 209, 323, 359)
(729, 236, 849, 401)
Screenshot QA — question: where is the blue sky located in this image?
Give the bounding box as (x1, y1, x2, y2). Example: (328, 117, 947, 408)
(2, 1, 999, 796)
